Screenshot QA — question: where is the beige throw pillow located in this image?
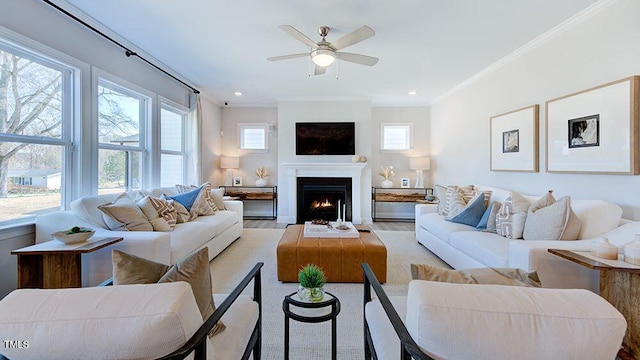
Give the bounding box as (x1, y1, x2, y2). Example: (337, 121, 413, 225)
(190, 183, 218, 217)
(523, 195, 581, 240)
(98, 193, 153, 231)
(210, 188, 227, 211)
(495, 191, 530, 239)
(410, 263, 541, 287)
(441, 185, 475, 217)
(137, 196, 177, 232)
(112, 248, 225, 337)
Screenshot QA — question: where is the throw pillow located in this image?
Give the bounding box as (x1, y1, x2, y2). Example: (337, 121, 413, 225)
(523, 195, 582, 240)
(189, 183, 218, 217)
(169, 185, 202, 211)
(476, 201, 496, 230)
(446, 192, 487, 226)
(410, 263, 541, 287)
(210, 188, 227, 211)
(495, 191, 530, 239)
(98, 193, 153, 231)
(484, 201, 501, 233)
(161, 194, 190, 223)
(434, 185, 448, 215)
(441, 185, 475, 217)
(137, 196, 177, 231)
(112, 248, 225, 337)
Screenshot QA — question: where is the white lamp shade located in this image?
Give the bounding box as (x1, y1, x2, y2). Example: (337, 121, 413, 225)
(220, 156, 239, 169)
(410, 157, 431, 170)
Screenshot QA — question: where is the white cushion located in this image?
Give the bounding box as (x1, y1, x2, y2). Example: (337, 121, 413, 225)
(70, 193, 121, 228)
(169, 210, 238, 261)
(0, 282, 204, 360)
(419, 213, 475, 244)
(365, 296, 407, 360)
(449, 231, 511, 267)
(405, 281, 626, 360)
(571, 199, 622, 239)
(210, 294, 259, 360)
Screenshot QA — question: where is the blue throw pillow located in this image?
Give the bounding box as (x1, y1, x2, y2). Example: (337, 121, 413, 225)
(476, 202, 495, 230)
(168, 185, 203, 211)
(449, 192, 487, 227)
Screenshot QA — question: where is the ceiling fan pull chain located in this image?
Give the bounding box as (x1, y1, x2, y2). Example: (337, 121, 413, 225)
(335, 59, 339, 80)
(308, 52, 312, 77)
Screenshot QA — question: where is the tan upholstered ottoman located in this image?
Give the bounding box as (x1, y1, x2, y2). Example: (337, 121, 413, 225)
(277, 225, 387, 283)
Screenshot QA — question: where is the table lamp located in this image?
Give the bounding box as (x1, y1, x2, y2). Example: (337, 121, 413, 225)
(220, 156, 240, 186)
(409, 157, 430, 188)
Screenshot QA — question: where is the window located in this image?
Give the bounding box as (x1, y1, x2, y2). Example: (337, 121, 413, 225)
(0, 40, 75, 224)
(238, 123, 268, 150)
(97, 79, 148, 194)
(160, 102, 187, 187)
(381, 123, 413, 151)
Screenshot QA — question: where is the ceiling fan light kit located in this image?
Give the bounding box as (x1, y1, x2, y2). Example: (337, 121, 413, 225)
(268, 25, 378, 75)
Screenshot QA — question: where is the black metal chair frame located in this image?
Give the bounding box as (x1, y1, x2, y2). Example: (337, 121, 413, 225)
(362, 262, 433, 360)
(97, 262, 264, 360)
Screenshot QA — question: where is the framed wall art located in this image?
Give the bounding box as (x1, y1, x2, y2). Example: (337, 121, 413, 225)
(233, 176, 242, 186)
(546, 76, 640, 174)
(400, 178, 410, 188)
(490, 105, 539, 172)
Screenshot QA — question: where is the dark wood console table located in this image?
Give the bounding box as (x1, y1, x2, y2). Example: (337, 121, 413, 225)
(12, 237, 123, 289)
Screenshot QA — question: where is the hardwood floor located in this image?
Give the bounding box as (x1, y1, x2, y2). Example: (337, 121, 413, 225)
(243, 219, 414, 231)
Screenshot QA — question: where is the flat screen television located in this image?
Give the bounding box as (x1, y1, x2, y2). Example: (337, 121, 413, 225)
(296, 122, 355, 155)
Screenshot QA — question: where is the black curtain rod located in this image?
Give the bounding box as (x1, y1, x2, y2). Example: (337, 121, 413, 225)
(42, 0, 200, 94)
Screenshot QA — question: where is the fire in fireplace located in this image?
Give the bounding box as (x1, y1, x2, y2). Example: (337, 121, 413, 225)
(297, 177, 351, 224)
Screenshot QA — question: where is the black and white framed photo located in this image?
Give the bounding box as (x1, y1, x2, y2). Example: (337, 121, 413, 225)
(490, 105, 539, 172)
(400, 178, 410, 188)
(502, 129, 519, 153)
(546, 76, 639, 174)
(568, 114, 599, 148)
(233, 176, 242, 186)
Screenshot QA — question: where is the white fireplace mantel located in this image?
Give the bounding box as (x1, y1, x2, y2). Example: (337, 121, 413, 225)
(279, 162, 367, 224)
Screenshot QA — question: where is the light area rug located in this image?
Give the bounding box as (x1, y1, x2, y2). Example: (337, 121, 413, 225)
(210, 228, 449, 360)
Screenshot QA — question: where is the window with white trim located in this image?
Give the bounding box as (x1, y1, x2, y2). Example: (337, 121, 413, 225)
(160, 102, 187, 187)
(97, 79, 149, 194)
(238, 123, 268, 150)
(0, 40, 75, 225)
(381, 123, 413, 151)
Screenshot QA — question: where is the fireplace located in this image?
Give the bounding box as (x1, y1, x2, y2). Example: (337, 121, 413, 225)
(297, 177, 351, 224)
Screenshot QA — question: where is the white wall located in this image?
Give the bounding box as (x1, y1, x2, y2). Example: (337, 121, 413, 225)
(201, 98, 223, 185)
(431, 0, 640, 220)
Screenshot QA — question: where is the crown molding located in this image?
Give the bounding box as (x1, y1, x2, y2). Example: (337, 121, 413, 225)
(431, 0, 621, 105)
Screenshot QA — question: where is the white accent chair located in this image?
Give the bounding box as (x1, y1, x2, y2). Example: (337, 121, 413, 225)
(0, 263, 263, 360)
(362, 263, 627, 360)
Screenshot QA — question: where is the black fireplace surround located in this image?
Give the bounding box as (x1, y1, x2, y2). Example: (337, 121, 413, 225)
(297, 177, 352, 224)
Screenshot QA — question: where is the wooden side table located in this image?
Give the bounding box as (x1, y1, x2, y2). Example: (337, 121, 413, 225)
(548, 249, 640, 359)
(12, 237, 123, 289)
(371, 187, 433, 222)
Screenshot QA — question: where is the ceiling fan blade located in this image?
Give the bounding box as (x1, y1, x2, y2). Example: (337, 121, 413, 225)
(331, 26, 375, 50)
(336, 52, 379, 66)
(314, 65, 327, 75)
(267, 53, 309, 61)
(279, 25, 319, 49)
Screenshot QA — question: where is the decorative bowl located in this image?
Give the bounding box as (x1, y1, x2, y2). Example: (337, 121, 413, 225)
(425, 195, 437, 202)
(52, 228, 95, 244)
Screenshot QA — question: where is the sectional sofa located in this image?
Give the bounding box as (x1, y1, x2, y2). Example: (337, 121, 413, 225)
(35, 186, 243, 286)
(415, 185, 636, 291)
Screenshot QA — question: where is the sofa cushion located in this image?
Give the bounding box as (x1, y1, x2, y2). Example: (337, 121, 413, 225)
(70, 193, 121, 228)
(523, 195, 581, 241)
(98, 193, 153, 231)
(449, 231, 511, 267)
(420, 213, 476, 244)
(495, 191, 530, 239)
(210, 294, 259, 360)
(447, 192, 486, 226)
(404, 281, 627, 360)
(410, 263, 541, 287)
(0, 282, 203, 360)
(112, 248, 225, 336)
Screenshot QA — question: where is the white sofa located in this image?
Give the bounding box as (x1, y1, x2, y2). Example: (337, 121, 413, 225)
(0, 263, 263, 360)
(415, 185, 635, 292)
(35, 186, 243, 286)
(362, 264, 627, 360)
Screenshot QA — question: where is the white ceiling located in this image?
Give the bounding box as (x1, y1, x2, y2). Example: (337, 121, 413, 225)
(62, 0, 599, 106)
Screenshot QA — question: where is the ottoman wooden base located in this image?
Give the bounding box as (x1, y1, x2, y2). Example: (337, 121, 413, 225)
(277, 225, 387, 283)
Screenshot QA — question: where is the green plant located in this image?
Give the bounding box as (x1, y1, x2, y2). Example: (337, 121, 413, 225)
(298, 264, 327, 288)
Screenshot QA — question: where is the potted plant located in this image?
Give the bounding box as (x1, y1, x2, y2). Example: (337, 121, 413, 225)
(379, 165, 395, 188)
(298, 264, 327, 302)
(255, 166, 269, 187)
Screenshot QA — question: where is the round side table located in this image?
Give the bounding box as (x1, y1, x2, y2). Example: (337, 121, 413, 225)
(282, 291, 341, 360)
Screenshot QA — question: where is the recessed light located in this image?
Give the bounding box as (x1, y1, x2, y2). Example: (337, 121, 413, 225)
(234, 91, 243, 96)
(408, 91, 417, 95)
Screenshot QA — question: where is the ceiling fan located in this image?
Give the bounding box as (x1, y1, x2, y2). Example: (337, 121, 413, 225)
(268, 25, 378, 75)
